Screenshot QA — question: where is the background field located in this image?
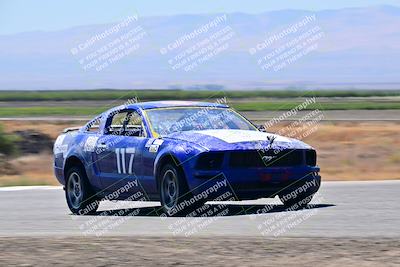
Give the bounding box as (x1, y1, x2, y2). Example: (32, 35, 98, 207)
(1, 89, 400, 116)
(0, 89, 399, 186)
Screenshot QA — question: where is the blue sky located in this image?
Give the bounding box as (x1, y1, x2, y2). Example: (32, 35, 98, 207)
(1, 0, 400, 34)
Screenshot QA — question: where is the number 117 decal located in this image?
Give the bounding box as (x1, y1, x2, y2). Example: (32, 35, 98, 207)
(115, 147, 136, 174)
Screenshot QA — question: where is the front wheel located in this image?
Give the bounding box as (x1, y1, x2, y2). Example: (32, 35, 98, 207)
(65, 166, 99, 215)
(159, 164, 201, 216)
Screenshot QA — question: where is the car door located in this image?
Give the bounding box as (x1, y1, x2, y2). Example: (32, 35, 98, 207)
(93, 109, 147, 196)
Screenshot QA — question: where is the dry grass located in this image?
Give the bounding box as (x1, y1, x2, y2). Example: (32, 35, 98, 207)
(269, 121, 400, 181)
(0, 153, 56, 186)
(0, 120, 399, 186)
(1, 120, 82, 139)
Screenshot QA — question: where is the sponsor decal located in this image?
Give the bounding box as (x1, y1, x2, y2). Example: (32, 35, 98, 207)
(153, 139, 164, 145)
(149, 144, 160, 153)
(84, 136, 99, 152)
(145, 138, 163, 152)
(53, 134, 67, 154)
(145, 138, 155, 147)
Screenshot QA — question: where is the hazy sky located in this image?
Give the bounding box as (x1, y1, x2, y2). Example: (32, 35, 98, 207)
(1, 0, 400, 34)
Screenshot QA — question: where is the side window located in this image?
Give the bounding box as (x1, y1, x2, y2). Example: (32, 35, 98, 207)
(108, 111, 129, 135)
(106, 110, 145, 137)
(125, 111, 145, 137)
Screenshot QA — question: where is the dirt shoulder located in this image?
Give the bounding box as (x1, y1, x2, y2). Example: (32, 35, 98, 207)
(0, 236, 399, 266)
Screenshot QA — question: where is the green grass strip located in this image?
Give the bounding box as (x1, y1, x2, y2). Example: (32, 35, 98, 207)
(0, 101, 399, 117)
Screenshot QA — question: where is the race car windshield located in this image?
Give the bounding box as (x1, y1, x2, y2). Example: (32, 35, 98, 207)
(145, 107, 257, 136)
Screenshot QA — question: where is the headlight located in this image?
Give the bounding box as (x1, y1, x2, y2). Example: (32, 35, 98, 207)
(306, 150, 317, 166)
(195, 152, 224, 170)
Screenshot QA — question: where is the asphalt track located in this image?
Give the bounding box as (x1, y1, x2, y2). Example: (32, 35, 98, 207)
(0, 180, 399, 237)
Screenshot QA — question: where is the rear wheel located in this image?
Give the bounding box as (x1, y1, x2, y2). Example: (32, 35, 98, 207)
(65, 166, 99, 215)
(159, 164, 201, 216)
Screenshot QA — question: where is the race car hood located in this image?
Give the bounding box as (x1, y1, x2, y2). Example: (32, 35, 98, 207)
(164, 129, 312, 151)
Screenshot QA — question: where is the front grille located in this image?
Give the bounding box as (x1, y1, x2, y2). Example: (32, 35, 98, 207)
(229, 149, 311, 168)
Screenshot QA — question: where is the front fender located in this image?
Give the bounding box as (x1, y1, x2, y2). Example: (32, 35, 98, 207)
(153, 140, 206, 181)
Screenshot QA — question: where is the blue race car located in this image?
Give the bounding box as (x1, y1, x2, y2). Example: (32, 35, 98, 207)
(53, 101, 321, 216)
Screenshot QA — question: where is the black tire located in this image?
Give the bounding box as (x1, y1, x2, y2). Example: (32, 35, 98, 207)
(158, 163, 202, 216)
(279, 192, 314, 210)
(65, 166, 99, 215)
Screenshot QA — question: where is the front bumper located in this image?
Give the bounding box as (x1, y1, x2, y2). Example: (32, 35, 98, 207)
(186, 166, 321, 200)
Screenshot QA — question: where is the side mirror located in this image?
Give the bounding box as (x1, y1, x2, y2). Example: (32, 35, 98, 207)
(257, 125, 267, 132)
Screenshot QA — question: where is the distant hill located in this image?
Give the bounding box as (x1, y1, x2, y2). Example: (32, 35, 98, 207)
(0, 5, 399, 90)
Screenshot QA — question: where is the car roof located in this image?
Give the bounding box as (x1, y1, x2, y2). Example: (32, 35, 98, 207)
(127, 100, 229, 110)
